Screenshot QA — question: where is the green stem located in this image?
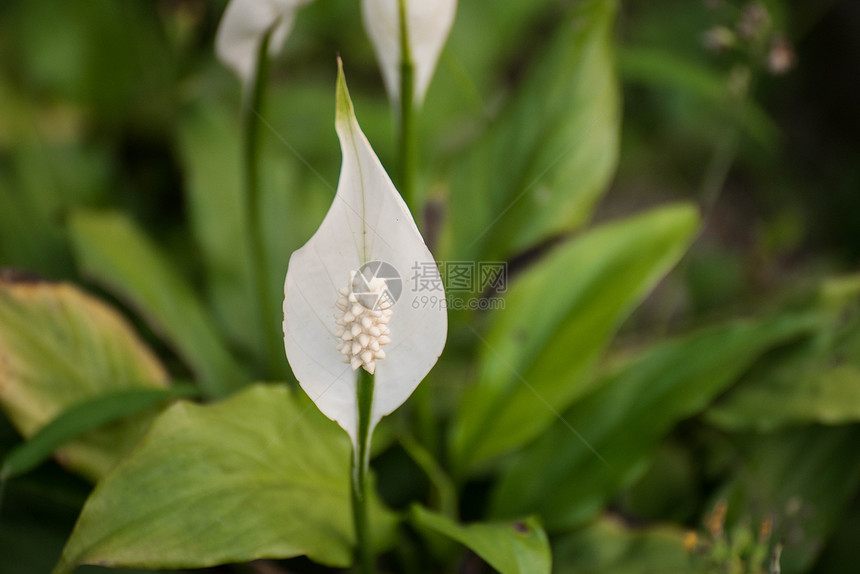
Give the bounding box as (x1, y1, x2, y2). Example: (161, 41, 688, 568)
(352, 367, 376, 573)
(397, 0, 417, 210)
(395, 0, 439, 466)
(243, 29, 285, 380)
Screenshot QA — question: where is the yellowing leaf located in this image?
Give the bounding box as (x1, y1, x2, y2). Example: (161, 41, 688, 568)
(0, 274, 168, 479)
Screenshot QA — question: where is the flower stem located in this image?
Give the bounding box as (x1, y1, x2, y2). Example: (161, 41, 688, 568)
(395, 0, 439, 461)
(352, 367, 376, 573)
(243, 29, 285, 380)
(397, 0, 417, 210)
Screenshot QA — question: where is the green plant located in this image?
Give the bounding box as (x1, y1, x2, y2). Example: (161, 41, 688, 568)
(0, 1, 857, 573)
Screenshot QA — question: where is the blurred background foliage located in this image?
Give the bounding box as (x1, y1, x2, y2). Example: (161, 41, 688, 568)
(0, 0, 859, 572)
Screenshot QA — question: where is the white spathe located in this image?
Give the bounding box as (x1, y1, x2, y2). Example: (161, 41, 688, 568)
(282, 61, 447, 445)
(362, 0, 458, 105)
(215, 0, 312, 85)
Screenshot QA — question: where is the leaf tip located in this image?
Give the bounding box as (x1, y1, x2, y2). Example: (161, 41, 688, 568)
(335, 57, 354, 127)
(676, 202, 702, 236)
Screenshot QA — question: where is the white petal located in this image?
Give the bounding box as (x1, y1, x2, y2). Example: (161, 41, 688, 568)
(215, 0, 312, 85)
(283, 60, 447, 445)
(361, 0, 458, 105)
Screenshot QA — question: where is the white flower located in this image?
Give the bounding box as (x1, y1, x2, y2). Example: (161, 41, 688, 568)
(215, 0, 313, 85)
(282, 60, 447, 445)
(215, 0, 458, 104)
(362, 0, 458, 105)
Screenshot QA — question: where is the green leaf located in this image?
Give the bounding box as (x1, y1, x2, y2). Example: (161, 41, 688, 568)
(53, 385, 397, 573)
(448, 0, 620, 261)
(411, 505, 551, 574)
(707, 364, 860, 432)
(706, 318, 860, 431)
(489, 313, 823, 531)
(553, 515, 693, 574)
(1, 386, 197, 480)
(0, 276, 169, 480)
(451, 204, 699, 474)
(68, 210, 247, 397)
